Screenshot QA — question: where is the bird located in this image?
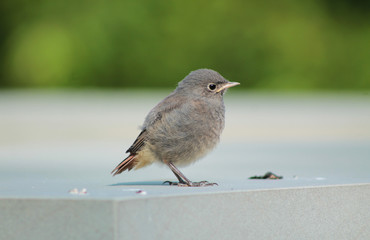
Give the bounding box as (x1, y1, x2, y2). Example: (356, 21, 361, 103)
(111, 69, 239, 187)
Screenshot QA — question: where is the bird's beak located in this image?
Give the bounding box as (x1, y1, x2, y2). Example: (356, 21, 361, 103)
(216, 82, 240, 92)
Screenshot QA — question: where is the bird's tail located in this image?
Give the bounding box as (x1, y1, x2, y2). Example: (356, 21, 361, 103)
(111, 154, 137, 176)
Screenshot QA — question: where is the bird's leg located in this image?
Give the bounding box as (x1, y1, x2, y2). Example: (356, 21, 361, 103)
(163, 161, 218, 187)
(163, 161, 190, 186)
(172, 171, 188, 184)
(163, 167, 187, 185)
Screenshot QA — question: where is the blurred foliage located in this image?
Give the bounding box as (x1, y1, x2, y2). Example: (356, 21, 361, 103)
(0, 0, 369, 89)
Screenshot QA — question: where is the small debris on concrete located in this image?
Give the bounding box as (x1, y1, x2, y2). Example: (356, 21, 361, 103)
(136, 190, 147, 195)
(68, 188, 88, 195)
(120, 189, 148, 195)
(68, 188, 79, 194)
(79, 188, 88, 194)
(249, 172, 283, 180)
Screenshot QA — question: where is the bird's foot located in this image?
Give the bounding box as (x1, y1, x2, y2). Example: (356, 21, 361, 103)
(163, 180, 218, 187)
(187, 181, 218, 187)
(163, 181, 179, 186)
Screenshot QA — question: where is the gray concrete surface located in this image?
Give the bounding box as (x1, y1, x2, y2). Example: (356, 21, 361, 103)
(0, 90, 370, 239)
(1, 183, 369, 240)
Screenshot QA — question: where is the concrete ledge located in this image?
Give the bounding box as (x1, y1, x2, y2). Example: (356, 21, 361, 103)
(1, 92, 369, 239)
(1, 183, 369, 240)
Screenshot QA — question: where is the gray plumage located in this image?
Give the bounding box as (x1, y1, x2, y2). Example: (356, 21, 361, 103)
(112, 69, 239, 187)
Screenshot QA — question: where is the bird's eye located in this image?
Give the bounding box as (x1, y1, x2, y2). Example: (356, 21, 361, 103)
(208, 83, 217, 91)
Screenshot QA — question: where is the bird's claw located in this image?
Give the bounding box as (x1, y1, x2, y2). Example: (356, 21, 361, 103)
(162, 181, 178, 186)
(189, 181, 218, 187)
(163, 180, 218, 187)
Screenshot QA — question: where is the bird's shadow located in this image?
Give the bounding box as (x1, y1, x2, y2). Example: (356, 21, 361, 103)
(109, 181, 172, 186)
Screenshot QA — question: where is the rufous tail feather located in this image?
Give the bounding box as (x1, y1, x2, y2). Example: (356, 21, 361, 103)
(111, 155, 137, 176)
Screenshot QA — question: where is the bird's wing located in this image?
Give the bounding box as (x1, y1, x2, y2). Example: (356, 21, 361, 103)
(143, 93, 187, 128)
(125, 94, 186, 154)
(126, 129, 147, 154)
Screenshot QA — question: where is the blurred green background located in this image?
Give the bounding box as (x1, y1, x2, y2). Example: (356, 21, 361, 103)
(0, 0, 369, 90)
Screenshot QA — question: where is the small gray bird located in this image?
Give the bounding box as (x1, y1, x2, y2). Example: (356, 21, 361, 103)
(112, 69, 239, 187)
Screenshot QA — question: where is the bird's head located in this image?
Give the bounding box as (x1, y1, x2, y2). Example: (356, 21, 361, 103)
(176, 69, 240, 98)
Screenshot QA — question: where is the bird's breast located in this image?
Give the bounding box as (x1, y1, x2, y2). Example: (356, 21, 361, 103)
(147, 99, 225, 166)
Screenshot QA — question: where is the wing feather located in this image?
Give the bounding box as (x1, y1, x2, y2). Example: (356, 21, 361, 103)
(126, 129, 147, 154)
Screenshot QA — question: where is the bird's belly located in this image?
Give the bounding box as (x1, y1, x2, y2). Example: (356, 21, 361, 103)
(171, 134, 219, 166)
(149, 123, 222, 167)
